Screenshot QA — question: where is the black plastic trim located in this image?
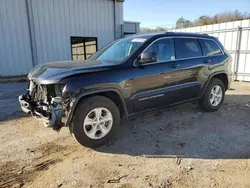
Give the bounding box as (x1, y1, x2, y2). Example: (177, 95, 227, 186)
(201, 71, 229, 97)
(65, 88, 128, 127)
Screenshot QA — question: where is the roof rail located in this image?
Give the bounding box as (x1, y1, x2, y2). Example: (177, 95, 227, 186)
(165, 31, 194, 35)
(165, 31, 209, 36)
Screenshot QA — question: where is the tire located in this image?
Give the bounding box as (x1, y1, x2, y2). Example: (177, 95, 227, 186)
(71, 96, 120, 148)
(199, 78, 225, 112)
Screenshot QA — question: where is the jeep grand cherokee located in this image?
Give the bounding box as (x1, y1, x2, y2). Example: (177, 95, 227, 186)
(19, 32, 233, 147)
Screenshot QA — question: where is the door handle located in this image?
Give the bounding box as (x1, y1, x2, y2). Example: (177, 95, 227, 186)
(170, 63, 180, 68)
(204, 59, 212, 64)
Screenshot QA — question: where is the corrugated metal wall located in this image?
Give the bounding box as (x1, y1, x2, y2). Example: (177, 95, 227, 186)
(169, 19, 250, 81)
(115, 1, 123, 38)
(0, 0, 124, 76)
(31, 0, 122, 66)
(0, 0, 33, 76)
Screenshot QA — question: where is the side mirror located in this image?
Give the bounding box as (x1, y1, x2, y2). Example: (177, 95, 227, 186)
(138, 52, 157, 64)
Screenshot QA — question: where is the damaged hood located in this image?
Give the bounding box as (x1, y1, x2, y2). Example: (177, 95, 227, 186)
(28, 60, 116, 84)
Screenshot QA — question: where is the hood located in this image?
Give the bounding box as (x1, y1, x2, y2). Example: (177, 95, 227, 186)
(28, 60, 115, 84)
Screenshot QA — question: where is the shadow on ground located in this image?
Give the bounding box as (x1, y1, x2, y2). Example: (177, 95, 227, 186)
(96, 94, 250, 160)
(0, 82, 28, 121)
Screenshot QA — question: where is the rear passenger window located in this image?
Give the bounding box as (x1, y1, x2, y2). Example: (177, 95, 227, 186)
(199, 39, 222, 56)
(145, 38, 175, 62)
(174, 38, 202, 59)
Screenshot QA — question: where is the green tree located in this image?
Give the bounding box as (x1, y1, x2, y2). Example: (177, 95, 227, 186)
(194, 16, 211, 26)
(183, 20, 192, 28)
(175, 10, 250, 28)
(140, 27, 166, 33)
(176, 17, 185, 29)
(176, 17, 192, 29)
(155, 27, 166, 32)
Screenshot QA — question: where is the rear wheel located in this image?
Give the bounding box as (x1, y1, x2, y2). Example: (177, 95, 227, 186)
(199, 78, 225, 112)
(71, 96, 120, 148)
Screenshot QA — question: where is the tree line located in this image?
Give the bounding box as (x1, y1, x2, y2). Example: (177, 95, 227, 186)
(141, 10, 250, 32)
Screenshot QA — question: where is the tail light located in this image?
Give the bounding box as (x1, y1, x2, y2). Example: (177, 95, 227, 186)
(224, 48, 232, 61)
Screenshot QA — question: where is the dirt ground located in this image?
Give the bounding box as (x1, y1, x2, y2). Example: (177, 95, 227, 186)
(0, 82, 250, 188)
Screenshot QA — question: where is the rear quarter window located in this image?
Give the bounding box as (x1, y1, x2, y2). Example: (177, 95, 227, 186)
(174, 38, 202, 59)
(199, 39, 222, 56)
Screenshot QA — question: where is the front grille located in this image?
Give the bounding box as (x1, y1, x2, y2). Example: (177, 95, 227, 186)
(29, 81, 46, 102)
(34, 85, 47, 102)
(29, 81, 57, 104)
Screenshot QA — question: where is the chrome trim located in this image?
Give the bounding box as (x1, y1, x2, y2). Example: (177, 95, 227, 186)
(133, 36, 225, 67)
(131, 81, 200, 100)
(139, 94, 164, 101)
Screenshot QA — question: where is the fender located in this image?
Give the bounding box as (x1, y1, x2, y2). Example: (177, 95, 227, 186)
(65, 88, 128, 127)
(200, 71, 228, 97)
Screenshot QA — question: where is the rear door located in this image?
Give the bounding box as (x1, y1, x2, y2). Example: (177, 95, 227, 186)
(167, 37, 206, 102)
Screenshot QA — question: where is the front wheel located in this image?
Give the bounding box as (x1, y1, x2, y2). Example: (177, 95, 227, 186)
(199, 78, 225, 112)
(71, 96, 120, 148)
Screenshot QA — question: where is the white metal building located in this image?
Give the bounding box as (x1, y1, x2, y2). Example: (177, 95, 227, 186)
(169, 19, 250, 81)
(0, 0, 140, 76)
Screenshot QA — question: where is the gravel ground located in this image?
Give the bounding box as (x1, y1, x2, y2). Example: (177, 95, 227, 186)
(0, 82, 250, 188)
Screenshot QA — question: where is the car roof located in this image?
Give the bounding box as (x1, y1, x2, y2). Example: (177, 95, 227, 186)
(126, 32, 215, 40)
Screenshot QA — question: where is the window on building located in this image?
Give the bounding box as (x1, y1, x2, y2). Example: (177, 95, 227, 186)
(71, 37, 97, 60)
(144, 38, 175, 62)
(199, 39, 222, 56)
(174, 38, 202, 59)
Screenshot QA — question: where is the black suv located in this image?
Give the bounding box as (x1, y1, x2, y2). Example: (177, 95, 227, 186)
(19, 32, 233, 147)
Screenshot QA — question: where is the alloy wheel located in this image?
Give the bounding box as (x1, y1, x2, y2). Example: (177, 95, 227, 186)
(83, 107, 113, 139)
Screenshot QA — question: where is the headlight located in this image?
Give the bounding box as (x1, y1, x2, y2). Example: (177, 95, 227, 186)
(59, 84, 67, 93)
(54, 84, 66, 96)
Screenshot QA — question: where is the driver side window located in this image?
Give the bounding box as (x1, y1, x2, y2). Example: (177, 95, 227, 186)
(145, 38, 175, 62)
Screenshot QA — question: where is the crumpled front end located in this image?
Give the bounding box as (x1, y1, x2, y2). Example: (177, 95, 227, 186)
(19, 81, 68, 131)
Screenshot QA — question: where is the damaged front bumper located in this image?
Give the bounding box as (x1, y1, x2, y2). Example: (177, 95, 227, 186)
(19, 94, 32, 114)
(19, 92, 65, 131)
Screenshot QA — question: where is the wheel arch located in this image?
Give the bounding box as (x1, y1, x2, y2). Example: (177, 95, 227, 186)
(201, 72, 229, 97)
(66, 89, 128, 129)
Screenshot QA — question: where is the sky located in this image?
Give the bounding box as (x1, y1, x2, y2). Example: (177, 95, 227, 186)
(124, 0, 250, 27)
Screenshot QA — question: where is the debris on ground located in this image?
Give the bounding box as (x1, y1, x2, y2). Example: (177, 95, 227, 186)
(244, 103, 250, 108)
(158, 123, 171, 131)
(176, 157, 181, 165)
(142, 155, 181, 159)
(107, 175, 128, 183)
(187, 166, 193, 171)
(210, 182, 216, 187)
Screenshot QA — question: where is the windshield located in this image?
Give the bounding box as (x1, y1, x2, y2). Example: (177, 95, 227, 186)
(89, 37, 147, 63)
